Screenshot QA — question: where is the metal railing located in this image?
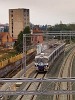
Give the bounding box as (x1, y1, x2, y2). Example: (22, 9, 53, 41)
(0, 78, 75, 95)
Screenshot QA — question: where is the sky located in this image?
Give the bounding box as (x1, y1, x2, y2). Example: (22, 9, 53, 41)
(0, 0, 75, 25)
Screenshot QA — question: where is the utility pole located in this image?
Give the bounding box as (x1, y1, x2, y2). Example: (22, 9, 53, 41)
(46, 29, 48, 42)
(60, 31, 62, 42)
(70, 31, 71, 44)
(23, 34, 26, 77)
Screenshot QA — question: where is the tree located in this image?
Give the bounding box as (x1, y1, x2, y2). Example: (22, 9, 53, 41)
(14, 26, 31, 53)
(4, 26, 9, 32)
(47, 24, 75, 31)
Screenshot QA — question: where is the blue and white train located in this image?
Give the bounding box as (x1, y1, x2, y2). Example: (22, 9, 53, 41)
(35, 42, 65, 72)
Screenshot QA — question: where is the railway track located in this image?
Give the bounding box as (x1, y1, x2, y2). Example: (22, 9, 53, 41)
(6, 43, 74, 78)
(0, 62, 36, 100)
(0, 61, 35, 88)
(2, 43, 75, 100)
(2, 44, 74, 78)
(53, 45, 75, 100)
(14, 72, 46, 100)
(65, 44, 74, 51)
(1, 51, 35, 78)
(8, 43, 75, 100)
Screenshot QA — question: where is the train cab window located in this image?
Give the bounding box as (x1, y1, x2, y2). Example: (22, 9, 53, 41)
(35, 58, 48, 63)
(35, 58, 39, 63)
(35, 58, 42, 63)
(43, 58, 48, 63)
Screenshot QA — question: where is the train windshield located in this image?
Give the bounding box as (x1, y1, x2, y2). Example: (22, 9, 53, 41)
(43, 58, 48, 63)
(35, 58, 48, 63)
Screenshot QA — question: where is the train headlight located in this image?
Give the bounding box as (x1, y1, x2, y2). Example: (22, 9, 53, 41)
(36, 67, 38, 70)
(45, 66, 48, 70)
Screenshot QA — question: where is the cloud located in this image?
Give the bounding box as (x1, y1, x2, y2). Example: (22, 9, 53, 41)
(0, 0, 75, 25)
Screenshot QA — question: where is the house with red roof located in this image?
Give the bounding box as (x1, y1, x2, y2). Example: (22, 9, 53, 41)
(0, 32, 13, 47)
(31, 28, 43, 45)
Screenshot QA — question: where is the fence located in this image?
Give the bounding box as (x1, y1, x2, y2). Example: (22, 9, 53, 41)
(0, 48, 36, 69)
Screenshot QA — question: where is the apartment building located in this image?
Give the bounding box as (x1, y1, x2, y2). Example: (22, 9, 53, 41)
(9, 8, 30, 39)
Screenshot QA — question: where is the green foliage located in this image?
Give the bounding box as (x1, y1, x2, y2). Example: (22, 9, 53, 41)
(47, 24, 75, 43)
(4, 26, 9, 32)
(14, 26, 31, 53)
(47, 24, 75, 31)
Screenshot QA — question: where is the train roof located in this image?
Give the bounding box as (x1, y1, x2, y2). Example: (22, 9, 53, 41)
(35, 42, 65, 59)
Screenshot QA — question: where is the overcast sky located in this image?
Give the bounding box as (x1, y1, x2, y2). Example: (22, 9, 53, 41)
(0, 0, 75, 25)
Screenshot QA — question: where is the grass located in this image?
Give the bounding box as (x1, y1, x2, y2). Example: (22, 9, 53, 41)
(0, 49, 18, 61)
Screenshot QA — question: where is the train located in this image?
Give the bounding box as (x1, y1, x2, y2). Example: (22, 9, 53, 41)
(35, 41, 65, 72)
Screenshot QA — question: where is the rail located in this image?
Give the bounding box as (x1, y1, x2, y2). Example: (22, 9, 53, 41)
(53, 44, 75, 100)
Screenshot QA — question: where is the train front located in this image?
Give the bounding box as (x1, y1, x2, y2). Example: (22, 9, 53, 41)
(35, 55, 49, 72)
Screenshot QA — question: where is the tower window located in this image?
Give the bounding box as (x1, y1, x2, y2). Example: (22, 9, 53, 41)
(12, 26, 13, 33)
(11, 14, 13, 17)
(24, 9, 26, 12)
(12, 34, 13, 37)
(12, 30, 13, 33)
(11, 10, 13, 13)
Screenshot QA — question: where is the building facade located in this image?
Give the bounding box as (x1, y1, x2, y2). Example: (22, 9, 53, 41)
(0, 32, 13, 47)
(0, 24, 9, 32)
(9, 8, 30, 39)
(31, 28, 43, 45)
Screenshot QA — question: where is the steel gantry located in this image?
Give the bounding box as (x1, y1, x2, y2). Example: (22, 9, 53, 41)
(0, 78, 75, 95)
(23, 34, 26, 77)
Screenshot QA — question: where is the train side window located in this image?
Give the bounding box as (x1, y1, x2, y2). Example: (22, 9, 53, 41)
(53, 53, 54, 58)
(49, 56, 51, 61)
(57, 49, 58, 54)
(55, 51, 56, 56)
(50, 55, 52, 61)
(53, 52, 55, 56)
